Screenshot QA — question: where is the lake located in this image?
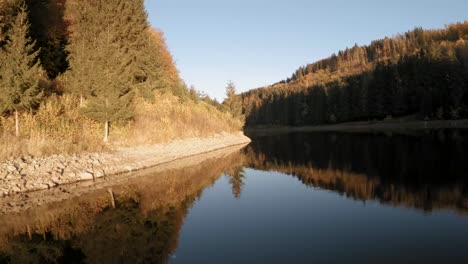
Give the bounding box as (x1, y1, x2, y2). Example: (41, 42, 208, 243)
(0, 130, 467, 263)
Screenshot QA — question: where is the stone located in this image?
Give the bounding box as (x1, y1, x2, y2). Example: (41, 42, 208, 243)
(94, 169, 105, 178)
(37, 184, 49, 190)
(17, 162, 27, 169)
(5, 174, 21, 180)
(51, 176, 61, 184)
(78, 172, 94, 181)
(64, 172, 77, 178)
(47, 181, 58, 188)
(6, 165, 17, 173)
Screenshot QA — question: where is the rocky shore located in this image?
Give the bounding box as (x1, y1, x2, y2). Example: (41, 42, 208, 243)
(0, 133, 251, 196)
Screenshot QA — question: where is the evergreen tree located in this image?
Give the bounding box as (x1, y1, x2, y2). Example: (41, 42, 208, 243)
(223, 81, 243, 119)
(64, 0, 151, 142)
(0, 3, 43, 137)
(241, 22, 468, 127)
(144, 28, 186, 98)
(25, 0, 69, 79)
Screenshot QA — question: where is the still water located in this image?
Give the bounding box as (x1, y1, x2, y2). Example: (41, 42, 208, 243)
(0, 131, 467, 263)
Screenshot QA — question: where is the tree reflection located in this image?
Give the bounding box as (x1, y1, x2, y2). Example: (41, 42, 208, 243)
(245, 130, 468, 214)
(226, 167, 246, 199)
(0, 146, 246, 263)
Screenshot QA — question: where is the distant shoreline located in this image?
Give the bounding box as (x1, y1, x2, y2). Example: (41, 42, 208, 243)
(245, 119, 468, 134)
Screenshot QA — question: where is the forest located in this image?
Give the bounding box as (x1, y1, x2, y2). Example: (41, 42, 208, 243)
(0, 0, 242, 160)
(242, 22, 468, 126)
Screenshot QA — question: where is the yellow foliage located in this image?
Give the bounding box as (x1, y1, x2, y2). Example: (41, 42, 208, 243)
(114, 92, 243, 146)
(0, 92, 243, 161)
(0, 94, 105, 160)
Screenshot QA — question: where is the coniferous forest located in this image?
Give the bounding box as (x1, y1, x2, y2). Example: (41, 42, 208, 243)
(242, 22, 468, 127)
(0, 0, 242, 160)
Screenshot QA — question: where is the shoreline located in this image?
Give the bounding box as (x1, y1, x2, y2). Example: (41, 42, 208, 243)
(0, 143, 248, 214)
(245, 119, 468, 134)
(0, 132, 251, 197)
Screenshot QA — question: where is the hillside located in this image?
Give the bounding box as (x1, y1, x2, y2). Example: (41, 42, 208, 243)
(0, 0, 243, 161)
(241, 22, 468, 127)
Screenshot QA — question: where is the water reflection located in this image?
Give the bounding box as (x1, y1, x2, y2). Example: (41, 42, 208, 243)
(245, 130, 468, 214)
(0, 146, 246, 263)
(0, 131, 467, 263)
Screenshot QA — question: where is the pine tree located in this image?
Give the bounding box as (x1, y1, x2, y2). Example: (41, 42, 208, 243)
(0, 0, 18, 47)
(62, 0, 101, 105)
(0, 3, 43, 137)
(144, 28, 186, 98)
(64, 0, 152, 142)
(223, 81, 242, 119)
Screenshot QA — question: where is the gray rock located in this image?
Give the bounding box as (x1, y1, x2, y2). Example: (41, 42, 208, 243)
(6, 165, 17, 173)
(38, 184, 49, 190)
(17, 162, 27, 169)
(51, 176, 61, 184)
(94, 169, 105, 178)
(5, 174, 21, 180)
(47, 181, 58, 188)
(79, 172, 94, 181)
(64, 172, 76, 179)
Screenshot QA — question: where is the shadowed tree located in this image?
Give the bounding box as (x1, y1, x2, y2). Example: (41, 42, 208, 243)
(0, 2, 43, 137)
(24, 0, 69, 79)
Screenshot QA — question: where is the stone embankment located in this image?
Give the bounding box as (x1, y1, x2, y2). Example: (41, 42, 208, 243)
(0, 133, 251, 196)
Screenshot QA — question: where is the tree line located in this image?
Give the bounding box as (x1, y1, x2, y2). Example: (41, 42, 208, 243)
(242, 22, 468, 126)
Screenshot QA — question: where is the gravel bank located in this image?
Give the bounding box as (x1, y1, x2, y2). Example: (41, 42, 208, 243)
(0, 132, 251, 196)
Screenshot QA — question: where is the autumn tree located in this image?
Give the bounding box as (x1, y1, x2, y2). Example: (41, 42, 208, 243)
(145, 28, 186, 98)
(0, 2, 43, 137)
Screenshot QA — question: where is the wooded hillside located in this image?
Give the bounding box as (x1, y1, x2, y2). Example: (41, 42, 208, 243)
(242, 22, 468, 126)
(0, 0, 242, 160)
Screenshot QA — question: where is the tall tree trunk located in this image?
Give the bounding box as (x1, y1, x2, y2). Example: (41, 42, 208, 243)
(104, 120, 109, 143)
(15, 110, 19, 137)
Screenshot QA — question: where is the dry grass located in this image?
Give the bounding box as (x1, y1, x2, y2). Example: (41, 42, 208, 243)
(0, 92, 243, 161)
(115, 92, 243, 146)
(0, 95, 106, 161)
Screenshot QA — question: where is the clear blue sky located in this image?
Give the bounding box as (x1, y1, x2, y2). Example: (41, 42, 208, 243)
(144, 0, 468, 101)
